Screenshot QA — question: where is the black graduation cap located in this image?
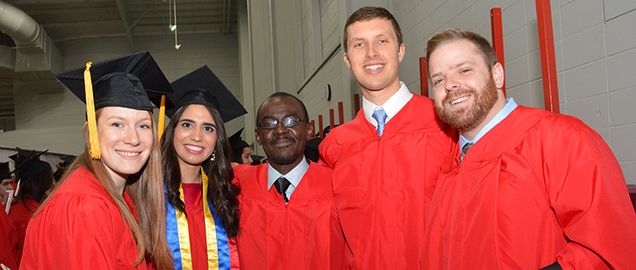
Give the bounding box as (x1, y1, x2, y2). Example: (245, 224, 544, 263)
(13, 159, 51, 182)
(9, 148, 45, 166)
(0, 162, 10, 180)
(229, 128, 247, 149)
(56, 51, 172, 111)
(168, 65, 247, 122)
(56, 52, 172, 159)
(9, 148, 49, 181)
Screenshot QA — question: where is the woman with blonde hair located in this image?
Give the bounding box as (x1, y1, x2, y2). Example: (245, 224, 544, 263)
(20, 52, 173, 270)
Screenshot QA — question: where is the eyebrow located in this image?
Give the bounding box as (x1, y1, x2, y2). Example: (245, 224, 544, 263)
(350, 32, 391, 42)
(430, 61, 475, 79)
(104, 115, 151, 122)
(180, 118, 216, 127)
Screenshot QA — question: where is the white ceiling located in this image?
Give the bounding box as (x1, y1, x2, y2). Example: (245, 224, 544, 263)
(0, 0, 237, 129)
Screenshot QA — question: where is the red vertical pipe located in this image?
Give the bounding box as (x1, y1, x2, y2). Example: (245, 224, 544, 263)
(353, 94, 361, 113)
(536, 0, 560, 113)
(419, 57, 428, 97)
(337, 101, 344, 124)
(490, 7, 506, 95)
(318, 114, 324, 138)
(329, 108, 335, 129)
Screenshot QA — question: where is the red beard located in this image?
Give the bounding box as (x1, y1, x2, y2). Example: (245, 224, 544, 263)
(435, 78, 498, 132)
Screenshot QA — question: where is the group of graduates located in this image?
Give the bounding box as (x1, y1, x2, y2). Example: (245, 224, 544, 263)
(0, 149, 58, 269)
(1, 5, 635, 270)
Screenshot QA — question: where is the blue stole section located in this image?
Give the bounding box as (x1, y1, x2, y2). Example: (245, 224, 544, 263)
(210, 205, 231, 269)
(165, 184, 233, 269)
(165, 195, 183, 270)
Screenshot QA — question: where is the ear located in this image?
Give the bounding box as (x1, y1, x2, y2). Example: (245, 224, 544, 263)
(343, 52, 351, 70)
(306, 122, 315, 139)
(82, 122, 89, 137)
(398, 43, 405, 63)
(255, 129, 262, 146)
(492, 62, 505, 89)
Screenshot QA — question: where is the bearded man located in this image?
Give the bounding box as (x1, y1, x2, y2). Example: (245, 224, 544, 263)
(423, 28, 636, 270)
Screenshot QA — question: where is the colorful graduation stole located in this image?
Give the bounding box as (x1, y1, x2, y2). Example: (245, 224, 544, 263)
(166, 169, 238, 269)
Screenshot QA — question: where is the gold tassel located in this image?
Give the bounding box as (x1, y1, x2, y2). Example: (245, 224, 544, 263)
(158, 94, 166, 140)
(84, 62, 101, 160)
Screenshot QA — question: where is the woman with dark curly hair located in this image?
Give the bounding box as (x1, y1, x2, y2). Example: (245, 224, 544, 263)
(161, 66, 246, 270)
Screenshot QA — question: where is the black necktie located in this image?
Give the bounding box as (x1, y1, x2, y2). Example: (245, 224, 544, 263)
(274, 177, 291, 202)
(461, 142, 474, 162)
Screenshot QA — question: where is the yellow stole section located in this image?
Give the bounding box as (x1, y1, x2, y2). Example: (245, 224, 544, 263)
(175, 169, 220, 269)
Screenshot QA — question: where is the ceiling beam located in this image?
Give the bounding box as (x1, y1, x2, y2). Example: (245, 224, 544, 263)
(114, 0, 134, 47)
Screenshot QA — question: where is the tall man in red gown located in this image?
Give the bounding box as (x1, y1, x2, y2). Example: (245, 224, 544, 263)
(234, 92, 335, 269)
(319, 6, 455, 269)
(423, 28, 636, 269)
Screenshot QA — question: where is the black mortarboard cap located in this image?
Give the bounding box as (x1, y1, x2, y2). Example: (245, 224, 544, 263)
(56, 51, 172, 111)
(229, 128, 246, 148)
(9, 148, 49, 181)
(168, 65, 247, 122)
(0, 162, 10, 180)
(13, 159, 51, 181)
(9, 148, 44, 166)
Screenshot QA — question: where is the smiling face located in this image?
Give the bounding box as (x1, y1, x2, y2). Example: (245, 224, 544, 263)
(256, 96, 313, 174)
(344, 18, 405, 98)
(97, 107, 154, 182)
(173, 104, 218, 169)
(428, 39, 505, 135)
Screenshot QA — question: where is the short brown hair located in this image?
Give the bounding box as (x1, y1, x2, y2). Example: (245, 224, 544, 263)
(343, 6, 403, 52)
(426, 28, 499, 73)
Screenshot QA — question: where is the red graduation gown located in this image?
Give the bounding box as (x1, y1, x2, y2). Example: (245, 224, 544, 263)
(319, 95, 455, 269)
(423, 106, 636, 269)
(181, 183, 208, 269)
(8, 198, 40, 265)
(20, 166, 149, 270)
(234, 162, 334, 269)
(0, 208, 18, 270)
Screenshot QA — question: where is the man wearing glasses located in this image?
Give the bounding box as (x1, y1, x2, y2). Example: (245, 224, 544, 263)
(234, 92, 336, 269)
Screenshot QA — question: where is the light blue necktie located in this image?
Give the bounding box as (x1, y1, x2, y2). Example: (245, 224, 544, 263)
(372, 107, 388, 137)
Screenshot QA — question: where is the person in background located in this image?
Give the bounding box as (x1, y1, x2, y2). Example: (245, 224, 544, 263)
(0, 162, 14, 207)
(319, 6, 455, 268)
(423, 28, 636, 269)
(234, 92, 336, 269)
(0, 208, 18, 270)
(20, 52, 173, 269)
(229, 129, 253, 167)
(9, 150, 55, 265)
(161, 65, 246, 269)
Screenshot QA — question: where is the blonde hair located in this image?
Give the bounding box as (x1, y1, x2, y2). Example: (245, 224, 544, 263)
(39, 110, 172, 269)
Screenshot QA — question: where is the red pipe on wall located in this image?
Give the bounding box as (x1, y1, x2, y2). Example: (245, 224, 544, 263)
(338, 101, 344, 124)
(318, 114, 324, 138)
(490, 7, 506, 95)
(419, 57, 428, 97)
(329, 109, 335, 129)
(536, 0, 560, 113)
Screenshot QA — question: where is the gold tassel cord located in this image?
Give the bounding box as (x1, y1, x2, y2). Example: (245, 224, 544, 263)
(84, 62, 101, 160)
(158, 94, 166, 140)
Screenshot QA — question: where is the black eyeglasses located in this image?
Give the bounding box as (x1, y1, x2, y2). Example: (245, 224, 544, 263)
(258, 116, 305, 130)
